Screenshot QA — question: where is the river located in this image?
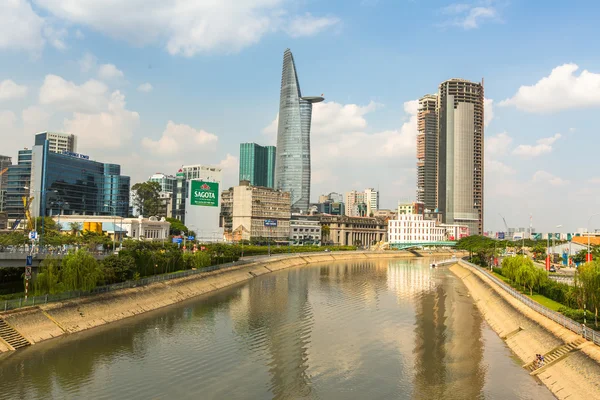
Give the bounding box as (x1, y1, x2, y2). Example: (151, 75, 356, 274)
(0, 259, 554, 399)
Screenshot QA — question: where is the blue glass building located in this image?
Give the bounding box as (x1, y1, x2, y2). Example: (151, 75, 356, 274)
(30, 141, 130, 218)
(4, 149, 32, 224)
(274, 49, 323, 212)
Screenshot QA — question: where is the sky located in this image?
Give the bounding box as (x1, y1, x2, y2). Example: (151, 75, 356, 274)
(0, 0, 599, 233)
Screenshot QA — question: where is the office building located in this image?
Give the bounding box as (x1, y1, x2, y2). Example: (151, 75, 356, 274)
(29, 142, 130, 218)
(290, 216, 321, 246)
(0, 155, 12, 212)
(416, 94, 438, 211)
(319, 192, 343, 204)
(437, 78, 484, 235)
(345, 190, 367, 217)
(149, 173, 176, 193)
(364, 188, 379, 216)
(4, 149, 32, 226)
(220, 181, 291, 242)
(180, 164, 222, 181)
(274, 48, 323, 212)
(34, 132, 77, 154)
(239, 143, 276, 188)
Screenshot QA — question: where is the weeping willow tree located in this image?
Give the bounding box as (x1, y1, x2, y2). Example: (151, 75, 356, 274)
(34, 257, 63, 295)
(60, 249, 104, 292)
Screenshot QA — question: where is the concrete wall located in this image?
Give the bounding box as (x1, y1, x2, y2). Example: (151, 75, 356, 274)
(450, 261, 600, 399)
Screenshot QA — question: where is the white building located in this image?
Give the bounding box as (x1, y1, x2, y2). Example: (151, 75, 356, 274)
(364, 188, 379, 216)
(290, 218, 321, 245)
(180, 164, 222, 181)
(149, 173, 176, 193)
(388, 214, 446, 244)
(440, 224, 470, 241)
(35, 132, 77, 154)
(52, 215, 170, 242)
(345, 190, 366, 217)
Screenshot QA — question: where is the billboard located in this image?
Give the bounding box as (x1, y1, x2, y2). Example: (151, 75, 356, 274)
(532, 233, 542, 240)
(554, 233, 560, 240)
(190, 180, 219, 207)
(497, 232, 505, 240)
(264, 219, 278, 227)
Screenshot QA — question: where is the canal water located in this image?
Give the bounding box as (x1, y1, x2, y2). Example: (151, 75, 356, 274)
(0, 259, 554, 399)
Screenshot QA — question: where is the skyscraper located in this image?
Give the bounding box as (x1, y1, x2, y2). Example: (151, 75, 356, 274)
(239, 143, 276, 188)
(34, 132, 77, 153)
(0, 155, 12, 212)
(274, 48, 323, 212)
(364, 188, 379, 216)
(416, 94, 438, 211)
(149, 173, 176, 193)
(437, 78, 484, 235)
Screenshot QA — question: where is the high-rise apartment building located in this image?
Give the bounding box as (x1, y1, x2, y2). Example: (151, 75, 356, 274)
(416, 95, 438, 211)
(4, 150, 30, 225)
(274, 48, 323, 212)
(149, 173, 176, 193)
(364, 188, 379, 216)
(437, 78, 484, 235)
(34, 132, 77, 154)
(345, 190, 367, 217)
(239, 143, 276, 188)
(0, 155, 12, 212)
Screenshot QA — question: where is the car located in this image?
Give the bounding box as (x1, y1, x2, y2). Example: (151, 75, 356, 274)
(549, 266, 556, 273)
(324, 249, 331, 252)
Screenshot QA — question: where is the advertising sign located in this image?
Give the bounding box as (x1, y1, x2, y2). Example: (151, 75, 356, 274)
(567, 233, 573, 241)
(264, 219, 278, 227)
(25, 266, 32, 280)
(497, 232, 505, 240)
(172, 237, 183, 244)
(190, 181, 219, 207)
(26, 255, 32, 266)
(532, 233, 542, 240)
(555, 233, 560, 240)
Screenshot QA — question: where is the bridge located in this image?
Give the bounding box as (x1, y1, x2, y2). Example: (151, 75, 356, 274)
(0, 252, 109, 268)
(389, 241, 457, 250)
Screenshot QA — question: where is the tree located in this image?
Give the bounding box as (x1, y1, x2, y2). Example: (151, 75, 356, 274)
(69, 222, 81, 236)
(34, 257, 62, 295)
(60, 249, 104, 292)
(131, 181, 162, 217)
(165, 217, 189, 236)
(34, 217, 60, 233)
(577, 260, 600, 327)
(102, 254, 136, 284)
(321, 225, 330, 243)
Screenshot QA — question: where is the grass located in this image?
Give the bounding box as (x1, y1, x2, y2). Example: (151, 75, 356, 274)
(527, 294, 564, 311)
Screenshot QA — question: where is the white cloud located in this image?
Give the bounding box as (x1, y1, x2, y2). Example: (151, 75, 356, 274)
(512, 133, 561, 157)
(79, 53, 97, 73)
(63, 91, 140, 150)
(500, 64, 600, 112)
(141, 121, 218, 155)
(98, 64, 125, 80)
(0, 80, 28, 101)
(22, 106, 50, 135)
(0, 110, 19, 158)
(75, 29, 85, 40)
(0, 0, 45, 51)
(486, 132, 512, 156)
(486, 159, 515, 175)
(34, 0, 340, 56)
(532, 170, 568, 186)
(440, 2, 499, 29)
(284, 13, 340, 38)
(39, 74, 109, 113)
(218, 153, 240, 188)
(43, 25, 68, 50)
(484, 98, 494, 126)
(263, 99, 418, 206)
(137, 83, 153, 93)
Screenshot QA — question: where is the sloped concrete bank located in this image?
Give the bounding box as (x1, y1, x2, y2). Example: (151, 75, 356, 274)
(450, 261, 600, 399)
(0, 251, 459, 353)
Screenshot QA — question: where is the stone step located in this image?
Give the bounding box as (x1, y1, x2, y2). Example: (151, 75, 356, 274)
(0, 318, 30, 351)
(524, 339, 584, 376)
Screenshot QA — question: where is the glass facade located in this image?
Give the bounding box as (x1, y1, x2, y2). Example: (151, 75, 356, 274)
(239, 143, 276, 188)
(32, 142, 130, 218)
(274, 48, 323, 212)
(0, 155, 12, 212)
(149, 173, 176, 193)
(35, 132, 77, 153)
(4, 150, 32, 222)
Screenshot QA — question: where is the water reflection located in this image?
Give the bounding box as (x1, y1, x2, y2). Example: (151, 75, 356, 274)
(0, 260, 552, 400)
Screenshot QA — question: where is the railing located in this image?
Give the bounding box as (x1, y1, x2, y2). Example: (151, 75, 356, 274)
(458, 259, 600, 346)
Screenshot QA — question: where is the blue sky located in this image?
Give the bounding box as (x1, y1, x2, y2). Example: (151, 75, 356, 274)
(1, 0, 599, 233)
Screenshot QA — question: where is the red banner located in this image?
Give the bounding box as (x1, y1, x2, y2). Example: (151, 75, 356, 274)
(586, 253, 593, 262)
(545, 255, 551, 270)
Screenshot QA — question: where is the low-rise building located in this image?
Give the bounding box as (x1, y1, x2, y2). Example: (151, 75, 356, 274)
(52, 215, 170, 242)
(440, 224, 470, 241)
(319, 215, 387, 246)
(290, 216, 321, 245)
(220, 181, 291, 242)
(388, 214, 446, 244)
(397, 201, 425, 215)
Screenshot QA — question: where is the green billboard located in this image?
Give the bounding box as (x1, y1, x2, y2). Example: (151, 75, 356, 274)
(190, 180, 219, 207)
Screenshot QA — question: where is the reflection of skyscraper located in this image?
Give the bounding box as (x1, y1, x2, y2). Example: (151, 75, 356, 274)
(274, 49, 323, 212)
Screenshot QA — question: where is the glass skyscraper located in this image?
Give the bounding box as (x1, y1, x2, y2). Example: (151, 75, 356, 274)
(4, 150, 32, 224)
(30, 141, 130, 218)
(239, 143, 276, 188)
(274, 48, 323, 212)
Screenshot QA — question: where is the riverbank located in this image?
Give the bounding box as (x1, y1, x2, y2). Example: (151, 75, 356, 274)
(450, 261, 600, 399)
(0, 250, 459, 353)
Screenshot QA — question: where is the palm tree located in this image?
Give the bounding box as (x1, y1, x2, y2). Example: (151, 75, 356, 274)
(69, 222, 81, 236)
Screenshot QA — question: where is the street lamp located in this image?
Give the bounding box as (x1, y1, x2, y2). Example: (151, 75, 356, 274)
(586, 214, 600, 263)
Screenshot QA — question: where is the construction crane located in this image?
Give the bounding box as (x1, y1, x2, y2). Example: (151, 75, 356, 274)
(498, 213, 509, 233)
(22, 196, 34, 231)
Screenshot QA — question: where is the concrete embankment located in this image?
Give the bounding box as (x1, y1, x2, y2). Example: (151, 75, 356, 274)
(0, 250, 458, 353)
(450, 261, 600, 399)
